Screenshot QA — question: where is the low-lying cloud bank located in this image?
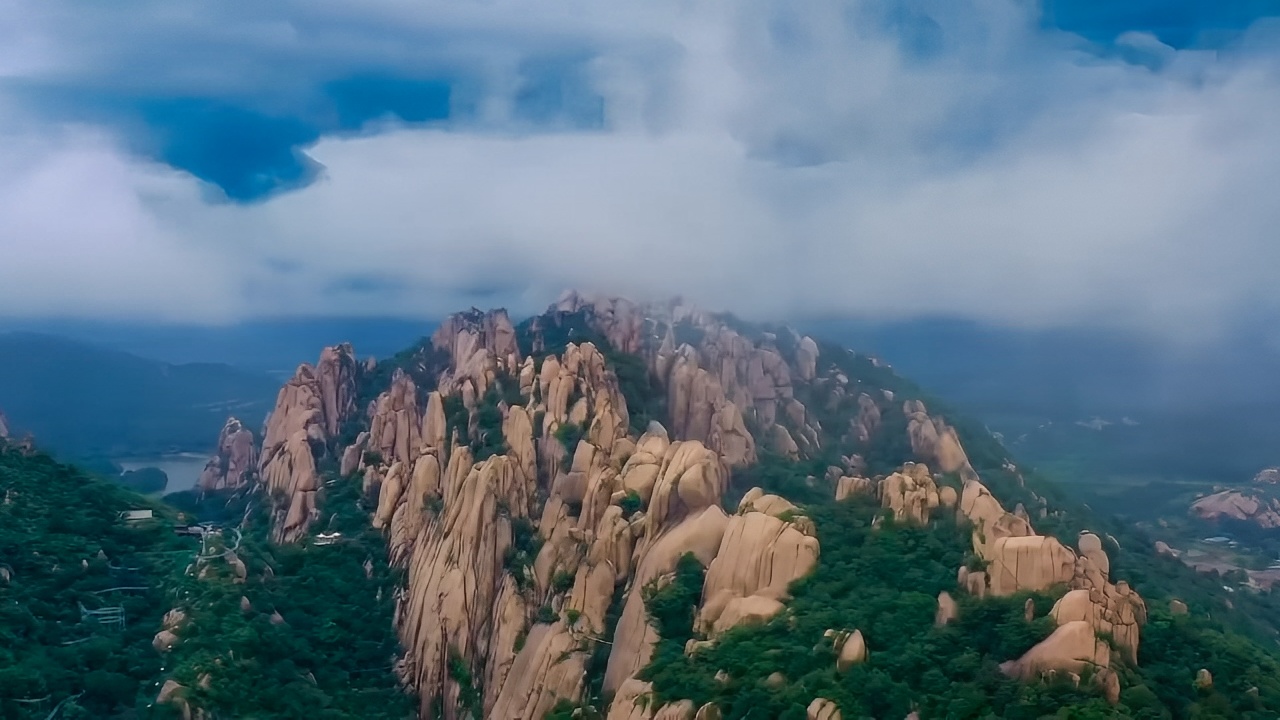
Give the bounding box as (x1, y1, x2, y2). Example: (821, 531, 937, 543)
(1, 0, 1278, 339)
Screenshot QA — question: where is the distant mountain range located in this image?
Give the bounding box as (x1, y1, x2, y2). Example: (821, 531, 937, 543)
(5, 312, 1277, 485)
(0, 317, 433, 376)
(0, 332, 280, 460)
(800, 316, 1280, 485)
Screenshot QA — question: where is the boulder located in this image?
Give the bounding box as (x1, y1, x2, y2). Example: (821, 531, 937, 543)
(935, 591, 959, 626)
(807, 698, 842, 720)
(1000, 621, 1111, 681)
(880, 463, 940, 524)
(835, 476, 874, 501)
(835, 629, 867, 671)
(697, 508, 819, 635)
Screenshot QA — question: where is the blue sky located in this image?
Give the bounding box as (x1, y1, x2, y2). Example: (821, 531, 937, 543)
(1, 0, 1278, 336)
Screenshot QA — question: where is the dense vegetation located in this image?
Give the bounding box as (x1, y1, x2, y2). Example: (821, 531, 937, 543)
(117, 467, 169, 494)
(159, 473, 414, 719)
(0, 437, 412, 719)
(0, 332, 278, 460)
(624, 329, 1280, 719)
(0, 446, 196, 718)
(640, 492, 1280, 719)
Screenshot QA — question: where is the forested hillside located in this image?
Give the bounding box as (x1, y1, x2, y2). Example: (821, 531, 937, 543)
(0, 332, 278, 460)
(0, 441, 412, 718)
(0, 445, 193, 718)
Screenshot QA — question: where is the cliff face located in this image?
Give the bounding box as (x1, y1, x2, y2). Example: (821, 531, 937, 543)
(197, 417, 257, 492)
(225, 293, 1161, 717)
(0, 409, 8, 439)
(258, 344, 361, 542)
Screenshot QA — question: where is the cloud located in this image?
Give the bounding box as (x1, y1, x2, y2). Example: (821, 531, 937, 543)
(0, 0, 1278, 337)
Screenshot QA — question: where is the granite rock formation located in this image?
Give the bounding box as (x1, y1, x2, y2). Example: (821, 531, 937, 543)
(1191, 477, 1280, 529)
(224, 293, 1163, 716)
(197, 417, 257, 492)
(258, 344, 360, 542)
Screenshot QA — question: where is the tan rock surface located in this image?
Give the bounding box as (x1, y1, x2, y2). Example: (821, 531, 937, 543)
(259, 345, 359, 542)
(698, 509, 819, 634)
(807, 698, 842, 720)
(694, 703, 721, 720)
(835, 475, 874, 501)
(987, 535, 1077, 595)
(851, 393, 881, 444)
(153, 629, 179, 652)
(936, 591, 959, 626)
(903, 400, 973, 478)
(1191, 489, 1280, 529)
(795, 336, 819, 381)
(1001, 620, 1111, 680)
(397, 451, 536, 718)
(339, 431, 368, 477)
(604, 505, 730, 694)
(432, 308, 520, 390)
(197, 417, 257, 492)
(367, 369, 422, 468)
(607, 678, 658, 720)
(737, 487, 799, 518)
(1050, 584, 1146, 664)
(156, 679, 195, 720)
(488, 620, 588, 720)
(959, 480, 1034, 558)
(880, 463, 940, 524)
(835, 629, 867, 671)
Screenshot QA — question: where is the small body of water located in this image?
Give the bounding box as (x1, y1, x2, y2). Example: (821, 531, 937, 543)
(117, 453, 209, 495)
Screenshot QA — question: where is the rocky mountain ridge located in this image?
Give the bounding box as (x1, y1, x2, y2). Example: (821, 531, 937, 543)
(150, 291, 1269, 719)
(1190, 468, 1280, 530)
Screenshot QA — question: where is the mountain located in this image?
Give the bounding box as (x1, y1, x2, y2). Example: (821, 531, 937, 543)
(0, 332, 281, 460)
(7, 292, 1280, 719)
(800, 317, 1280, 515)
(0, 317, 432, 376)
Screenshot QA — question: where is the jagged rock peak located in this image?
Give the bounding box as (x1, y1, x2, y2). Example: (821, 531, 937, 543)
(540, 291, 826, 468)
(197, 417, 257, 493)
(258, 344, 362, 543)
(432, 307, 520, 369)
(0, 409, 8, 439)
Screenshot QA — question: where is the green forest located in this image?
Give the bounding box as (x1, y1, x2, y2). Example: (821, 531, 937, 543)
(0, 443, 412, 719)
(638, 496, 1280, 719)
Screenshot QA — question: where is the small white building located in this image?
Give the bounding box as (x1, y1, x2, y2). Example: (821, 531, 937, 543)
(119, 509, 154, 522)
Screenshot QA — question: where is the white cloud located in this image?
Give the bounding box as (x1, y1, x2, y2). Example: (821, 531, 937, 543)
(0, 0, 1277, 338)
